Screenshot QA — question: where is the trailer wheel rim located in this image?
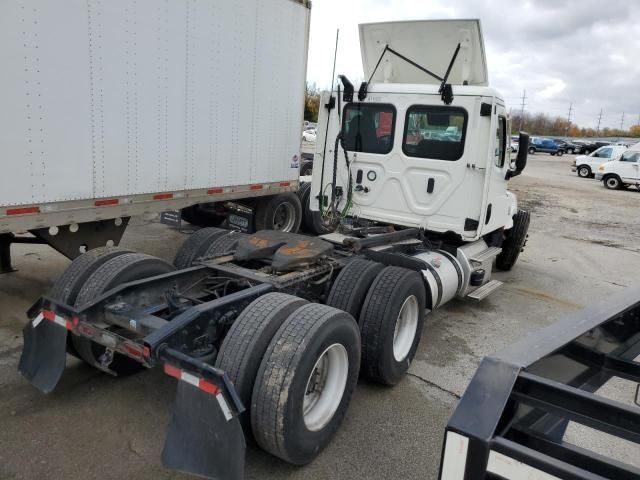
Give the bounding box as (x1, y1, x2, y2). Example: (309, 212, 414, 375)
(273, 202, 296, 231)
(303, 343, 349, 432)
(393, 295, 419, 362)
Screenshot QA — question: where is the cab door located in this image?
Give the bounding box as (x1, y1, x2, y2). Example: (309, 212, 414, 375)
(617, 151, 640, 182)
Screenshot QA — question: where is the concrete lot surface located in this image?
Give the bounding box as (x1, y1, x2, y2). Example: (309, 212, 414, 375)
(0, 154, 638, 479)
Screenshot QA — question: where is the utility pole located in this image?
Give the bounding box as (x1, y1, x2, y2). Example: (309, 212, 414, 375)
(620, 112, 625, 130)
(596, 109, 603, 135)
(566, 101, 573, 135)
(518, 89, 527, 131)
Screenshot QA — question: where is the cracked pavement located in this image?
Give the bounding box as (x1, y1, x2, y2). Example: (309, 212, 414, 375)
(1, 154, 639, 479)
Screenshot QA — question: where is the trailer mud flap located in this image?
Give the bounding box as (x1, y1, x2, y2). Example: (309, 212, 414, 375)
(18, 313, 67, 393)
(162, 380, 246, 480)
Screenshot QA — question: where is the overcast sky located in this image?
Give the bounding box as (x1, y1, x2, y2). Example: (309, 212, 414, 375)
(306, 0, 640, 130)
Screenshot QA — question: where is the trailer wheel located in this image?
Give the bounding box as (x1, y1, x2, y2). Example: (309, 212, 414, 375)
(215, 293, 308, 437)
(181, 203, 226, 227)
(173, 227, 228, 268)
(49, 247, 133, 357)
(201, 231, 247, 259)
(255, 193, 302, 233)
(496, 209, 531, 271)
(298, 183, 338, 235)
(251, 303, 360, 465)
(72, 253, 175, 375)
(359, 266, 426, 385)
(326, 259, 384, 320)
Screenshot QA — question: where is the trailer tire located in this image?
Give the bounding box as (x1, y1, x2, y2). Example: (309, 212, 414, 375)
(254, 193, 302, 233)
(326, 259, 384, 320)
(49, 247, 133, 357)
(251, 303, 360, 465)
(359, 266, 426, 386)
(496, 209, 531, 271)
(298, 182, 338, 235)
(181, 204, 226, 227)
(216, 293, 308, 437)
(201, 231, 247, 259)
(72, 253, 175, 375)
(173, 227, 228, 268)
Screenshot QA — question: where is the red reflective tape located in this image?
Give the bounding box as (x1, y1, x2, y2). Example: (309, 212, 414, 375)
(64, 321, 73, 331)
(42, 310, 55, 321)
(249, 184, 263, 191)
(95, 198, 119, 207)
(153, 193, 173, 200)
(123, 342, 143, 358)
(143, 346, 150, 358)
(72, 317, 80, 327)
(77, 323, 95, 337)
(198, 379, 219, 395)
(208, 188, 224, 195)
(279, 181, 291, 187)
(164, 364, 181, 380)
(7, 206, 40, 216)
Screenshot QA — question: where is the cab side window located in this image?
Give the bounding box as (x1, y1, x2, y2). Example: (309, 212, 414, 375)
(597, 147, 613, 158)
(620, 152, 640, 162)
(495, 116, 506, 168)
(341, 103, 396, 154)
(402, 106, 468, 161)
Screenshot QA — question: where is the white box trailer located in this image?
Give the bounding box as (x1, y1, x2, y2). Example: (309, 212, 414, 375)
(0, 0, 310, 270)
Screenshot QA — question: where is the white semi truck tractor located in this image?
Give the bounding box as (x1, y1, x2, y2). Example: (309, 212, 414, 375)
(19, 18, 531, 480)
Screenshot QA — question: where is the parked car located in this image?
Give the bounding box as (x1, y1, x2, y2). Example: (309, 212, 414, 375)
(595, 149, 640, 189)
(528, 137, 564, 156)
(553, 139, 578, 154)
(572, 145, 627, 178)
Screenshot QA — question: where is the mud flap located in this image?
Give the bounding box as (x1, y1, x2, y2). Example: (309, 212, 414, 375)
(162, 381, 246, 480)
(18, 315, 67, 393)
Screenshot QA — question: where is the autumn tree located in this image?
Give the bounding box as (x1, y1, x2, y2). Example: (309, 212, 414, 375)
(304, 82, 320, 122)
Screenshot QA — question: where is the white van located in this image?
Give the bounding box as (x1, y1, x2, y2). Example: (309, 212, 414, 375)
(572, 145, 627, 178)
(594, 144, 640, 189)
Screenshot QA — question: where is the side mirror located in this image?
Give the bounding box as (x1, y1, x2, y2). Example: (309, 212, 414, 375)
(506, 133, 529, 180)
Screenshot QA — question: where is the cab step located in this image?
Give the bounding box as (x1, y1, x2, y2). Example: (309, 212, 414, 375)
(466, 280, 503, 301)
(469, 247, 502, 264)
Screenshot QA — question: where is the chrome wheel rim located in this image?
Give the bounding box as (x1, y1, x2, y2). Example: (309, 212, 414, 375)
(273, 202, 296, 231)
(303, 343, 349, 431)
(393, 295, 419, 362)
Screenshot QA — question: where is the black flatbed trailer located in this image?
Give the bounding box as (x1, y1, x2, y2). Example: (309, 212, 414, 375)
(439, 287, 640, 480)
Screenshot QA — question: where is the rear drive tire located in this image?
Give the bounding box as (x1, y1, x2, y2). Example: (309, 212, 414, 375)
(201, 231, 247, 259)
(216, 293, 308, 437)
(173, 227, 228, 268)
(604, 175, 622, 190)
(577, 166, 591, 178)
(49, 247, 133, 357)
(251, 303, 360, 465)
(326, 259, 384, 320)
(496, 209, 531, 271)
(255, 193, 302, 233)
(72, 253, 175, 375)
(359, 266, 426, 385)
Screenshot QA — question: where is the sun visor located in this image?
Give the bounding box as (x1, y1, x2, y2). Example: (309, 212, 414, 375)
(359, 20, 488, 86)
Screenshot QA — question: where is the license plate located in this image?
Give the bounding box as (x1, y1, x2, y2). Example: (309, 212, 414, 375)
(228, 214, 249, 231)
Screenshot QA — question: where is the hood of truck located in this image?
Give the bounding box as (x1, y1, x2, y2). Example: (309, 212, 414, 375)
(359, 19, 488, 86)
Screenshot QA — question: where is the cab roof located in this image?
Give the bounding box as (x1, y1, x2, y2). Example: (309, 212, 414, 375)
(359, 19, 489, 87)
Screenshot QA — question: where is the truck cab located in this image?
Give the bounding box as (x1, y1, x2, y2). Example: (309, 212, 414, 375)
(312, 19, 524, 243)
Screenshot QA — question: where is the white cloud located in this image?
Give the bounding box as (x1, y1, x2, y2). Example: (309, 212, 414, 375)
(306, 0, 640, 129)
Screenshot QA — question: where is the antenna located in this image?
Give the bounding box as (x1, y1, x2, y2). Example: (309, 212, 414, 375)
(329, 29, 340, 94)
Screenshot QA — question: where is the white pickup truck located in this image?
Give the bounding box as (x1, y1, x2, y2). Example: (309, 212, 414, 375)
(572, 145, 627, 178)
(595, 144, 640, 189)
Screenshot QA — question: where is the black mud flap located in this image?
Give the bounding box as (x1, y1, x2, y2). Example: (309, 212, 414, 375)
(18, 315, 67, 393)
(162, 381, 246, 480)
